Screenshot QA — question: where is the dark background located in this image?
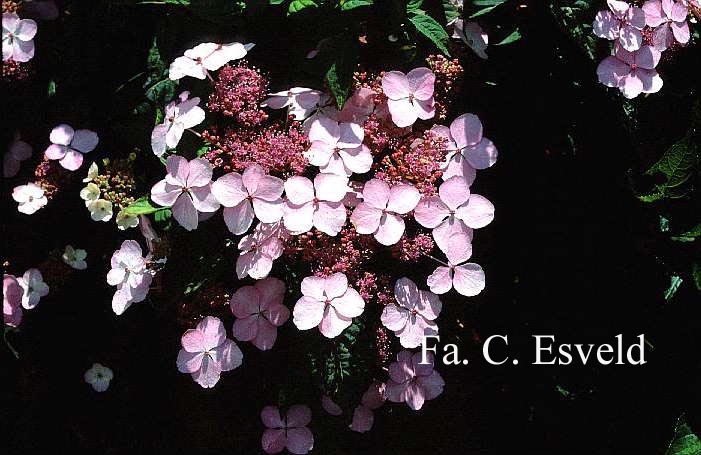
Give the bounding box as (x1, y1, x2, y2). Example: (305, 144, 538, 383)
(2, 0, 700, 452)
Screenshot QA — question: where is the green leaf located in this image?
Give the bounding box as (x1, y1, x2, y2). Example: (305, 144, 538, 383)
(442, 0, 460, 24)
(324, 37, 357, 108)
(47, 80, 57, 97)
(154, 208, 172, 223)
(664, 275, 683, 301)
(671, 224, 701, 242)
(666, 416, 701, 455)
(288, 0, 317, 14)
(326, 63, 351, 109)
(406, 0, 424, 12)
(142, 36, 176, 105)
(269, 0, 285, 3)
(122, 197, 161, 216)
(196, 145, 210, 157)
(641, 136, 699, 201)
(472, 0, 506, 5)
(409, 12, 451, 56)
(469, 5, 498, 17)
(340, 0, 372, 10)
(495, 28, 522, 45)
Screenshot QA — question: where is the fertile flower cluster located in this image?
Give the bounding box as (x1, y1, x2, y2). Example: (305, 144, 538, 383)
(80, 160, 138, 228)
(208, 62, 269, 126)
(593, 0, 695, 98)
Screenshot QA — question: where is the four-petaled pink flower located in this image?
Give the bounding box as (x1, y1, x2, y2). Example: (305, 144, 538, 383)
(211, 164, 284, 235)
(261, 405, 314, 454)
(350, 178, 420, 246)
(381, 67, 436, 128)
(427, 232, 486, 297)
(4, 136, 32, 178)
(306, 117, 372, 177)
(151, 91, 205, 157)
(230, 277, 290, 350)
(597, 44, 662, 99)
(169, 41, 254, 80)
(17, 267, 49, 310)
(381, 277, 442, 349)
(593, 0, 646, 51)
(283, 173, 349, 236)
(236, 222, 287, 280)
(2, 13, 37, 63)
(414, 176, 495, 250)
(642, 0, 690, 50)
(151, 155, 220, 231)
(385, 351, 445, 411)
(44, 124, 99, 171)
(107, 239, 153, 315)
(336, 87, 376, 123)
(350, 381, 386, 433)
(432, 113, 498, 184)
(4, 274, 23, 327)
(292, 273, 365, 338)
(176, 316, 243, 388)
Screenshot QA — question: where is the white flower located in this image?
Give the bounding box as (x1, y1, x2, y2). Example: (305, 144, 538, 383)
(2, 12, 37, 63)
(168, 41, 254, 80)
(12, 182, 47, 214)
(17, 268, 49, 309)
(88, 199, 113, 222)
(116, 210, 139, 230)
(150, 91, 206, 157)
(84, 363, 113, 392)
(80, 182, 100, 206)
(261, 87, 324, 121)
(83, 162, 98, 182)
(62, 245, 87, 270)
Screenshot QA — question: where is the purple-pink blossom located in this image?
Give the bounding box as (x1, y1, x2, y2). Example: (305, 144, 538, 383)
(230, 277, 290, 350)
(642, 0, 690, 50)
(44, 124, 99, 171)
(211, 164, 284, 235)
(151, 91, 205, 157)
(2, 13, 37, 63)
(596, 44, 663, 99)
(176, 316, 243, 388)
(283, 173, 349, 236)
(292, 273, 365, 338)
(427, 232, 486, 297)
(381, 277, 442, 349)
(593, 0, 646, 51)
(350, 381, 386, 433)
(261, 405, 314, 454)
(381, 67, 436, 128)
(107, 240, 153, 315)
(306, 117, 372, 176)
(151, 155, 220, 231)
(350, 179, 420, 246)
(385, 351, 444, 411)
(3, 274, 23, 327)
(236, 221, 287, 280)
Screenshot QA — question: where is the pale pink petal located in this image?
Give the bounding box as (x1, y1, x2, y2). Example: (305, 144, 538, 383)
(176, 350, 204, 373)
(417, 290, 442, 320)
(257, 278, 286, 308)
(313, 201, 346, 236)
(301, 275, 326, 300)
(671, 20, 690, 44)
(338, 145, 372, 175)
(387, 98, 418, 128)
(619, 24, 643, 51)
(406, 67, 435, 100)
(385, 380, 409, 403)
(266, 303, 290, 327)
(413, 98, 435, 120)
(49, 124, 74, 146)
(59, 150, 84, 171)
(150, 180, 182, 208)
(307, 141, 335, 167)
(381, 304, 409, 331)
(253, 198, 284, 223)
(332, 288, 365, 318)
(350, 203, 382, 235)
(439, 177, 471, 211)
(252, 175, 285, 201)
(413, 196, 450, 228)
(165, 155, 189, 186)
(639, 68, 664, 94)
(608, 0, 630, 18)
(212, 172, 247, 207)
(417, 370, 445, 400)
(216, 338, 243, 371)
(14, 18, 37, 40)
(450, 113, 483, 149)
(453, 263, 486, 296)
(427, 266, 453, 294)
(593, 10, 621, 39)
(230, 286, 261, 317)
(455, 194, 495, 228)
(232, 316, 258, 341)
(374, 212, 405, 246)
(597, 55, 630, 87)
(386, 184, 420, 214)
(252, 319, 278, 350)
(236, 251, 273, 280)
(643, 0, 666, 26)
(293, 296, 325, 330)
(443, 151, 477, 184)
(192, 355, 222, 388)
(172, 193, 198, 230)
(308, 116, 340, 144)
(318, 304, 352, 338)
(389, 351, 414, 383)
(635, 45, 661, 69)
(381, 71, 411, 99)
(284, 176, 315, 205)
(181, 328, 206, 352)
(223, 201, 255, 235)
(185, 158, 213, 188)
(619, 73, 645, 99)
(361, 179, 390, 209)
(337, 122, 364, 148)
(197, 316, 226, 350)
(44, 144, 67, 160)
(398, 315, 437, 348)
(283, 201, 314, 234)
(314, 173, 348, 203)
(670, 1, 688, 21)
(151, 124, 169, 157)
